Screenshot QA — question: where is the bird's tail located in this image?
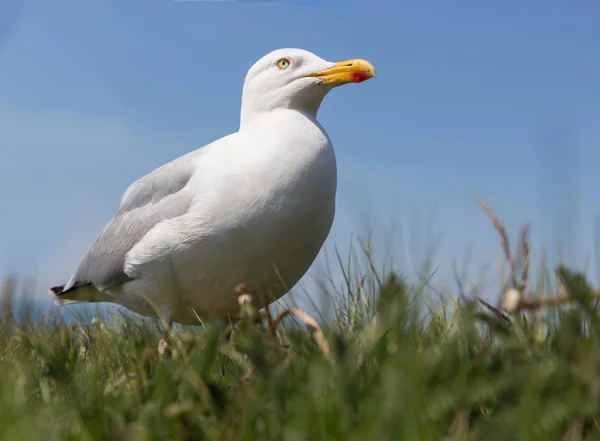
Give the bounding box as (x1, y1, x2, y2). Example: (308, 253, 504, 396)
(48, 284, 107, 306)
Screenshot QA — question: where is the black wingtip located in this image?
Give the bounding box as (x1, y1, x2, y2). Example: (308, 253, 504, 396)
(50, 282, 92, 297)
(50, 285, 65, 296)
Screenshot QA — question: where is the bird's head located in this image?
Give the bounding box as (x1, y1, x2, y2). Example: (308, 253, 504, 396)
(240, 48, 376, 127)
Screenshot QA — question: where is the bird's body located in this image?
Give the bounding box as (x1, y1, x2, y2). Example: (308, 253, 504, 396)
(49, 48, 375, 324)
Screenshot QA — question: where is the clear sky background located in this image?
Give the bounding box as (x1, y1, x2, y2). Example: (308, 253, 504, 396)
(1, 0, 599, 313)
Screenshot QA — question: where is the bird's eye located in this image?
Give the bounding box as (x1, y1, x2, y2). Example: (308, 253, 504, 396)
(276, 58, 291, 70)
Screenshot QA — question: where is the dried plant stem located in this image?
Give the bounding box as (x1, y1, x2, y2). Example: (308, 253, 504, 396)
(508, 290, 600, 311)
(272, 308, 331, 361)
(518, 293, 576, 310)
(555, 268, 568, 296)
(519, 224, 530, 293)
(477, 200, 517, 287)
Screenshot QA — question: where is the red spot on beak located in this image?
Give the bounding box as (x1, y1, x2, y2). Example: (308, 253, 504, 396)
(350, 71, 371, 83)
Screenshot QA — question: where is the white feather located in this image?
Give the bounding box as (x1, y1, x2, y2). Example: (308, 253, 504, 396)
(50, 48, 373, 325)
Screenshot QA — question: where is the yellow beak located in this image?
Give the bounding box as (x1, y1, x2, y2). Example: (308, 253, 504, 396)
(309, 59, 376, 86)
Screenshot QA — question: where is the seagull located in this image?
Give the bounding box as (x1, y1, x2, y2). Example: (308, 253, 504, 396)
(49, 48, 376, 325)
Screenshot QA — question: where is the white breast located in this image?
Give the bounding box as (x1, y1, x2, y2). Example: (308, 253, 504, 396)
(123, 109, 337, 323)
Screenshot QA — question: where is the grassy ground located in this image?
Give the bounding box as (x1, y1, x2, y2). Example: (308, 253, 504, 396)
(2, 205, 600, 440)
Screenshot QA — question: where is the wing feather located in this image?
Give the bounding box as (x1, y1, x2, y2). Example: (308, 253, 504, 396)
(62, 152, 200, 292)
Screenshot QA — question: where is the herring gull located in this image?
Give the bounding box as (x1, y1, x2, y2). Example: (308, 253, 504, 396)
(49, 48, 376, 325)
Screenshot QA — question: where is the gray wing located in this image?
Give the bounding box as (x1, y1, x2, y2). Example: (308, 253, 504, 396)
(63, 153, 199, 292)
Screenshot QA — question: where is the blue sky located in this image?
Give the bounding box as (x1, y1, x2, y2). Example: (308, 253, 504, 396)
(1, 0, 600, 310)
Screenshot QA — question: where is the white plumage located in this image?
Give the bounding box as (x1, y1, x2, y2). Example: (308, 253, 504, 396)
(49, 48, 376, 324)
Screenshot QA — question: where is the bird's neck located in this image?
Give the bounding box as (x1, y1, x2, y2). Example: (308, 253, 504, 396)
(239, 90, 327, 130)
(239, 108, 318, 132)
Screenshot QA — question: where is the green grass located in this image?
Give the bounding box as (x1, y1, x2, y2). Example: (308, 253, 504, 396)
(3, 227, 600, 440)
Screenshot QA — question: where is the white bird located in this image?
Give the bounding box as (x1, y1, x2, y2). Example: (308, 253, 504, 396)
(49, 48, 376, 325)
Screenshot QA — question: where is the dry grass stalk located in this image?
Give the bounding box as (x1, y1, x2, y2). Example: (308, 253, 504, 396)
(448, 407, 470, 439)
(563, 418, 583, 441)
(272, 308, 331, 362)
(518, 293, 574, 310)
(354, 275, 367, 306)
(477, 200, 517, 287)
(519, 223, 530, 293)
(233, 283, 329, 359)
(478, 200, 536, 315)
(499, 287, 600, 313)
(554, 268, 568, 297)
